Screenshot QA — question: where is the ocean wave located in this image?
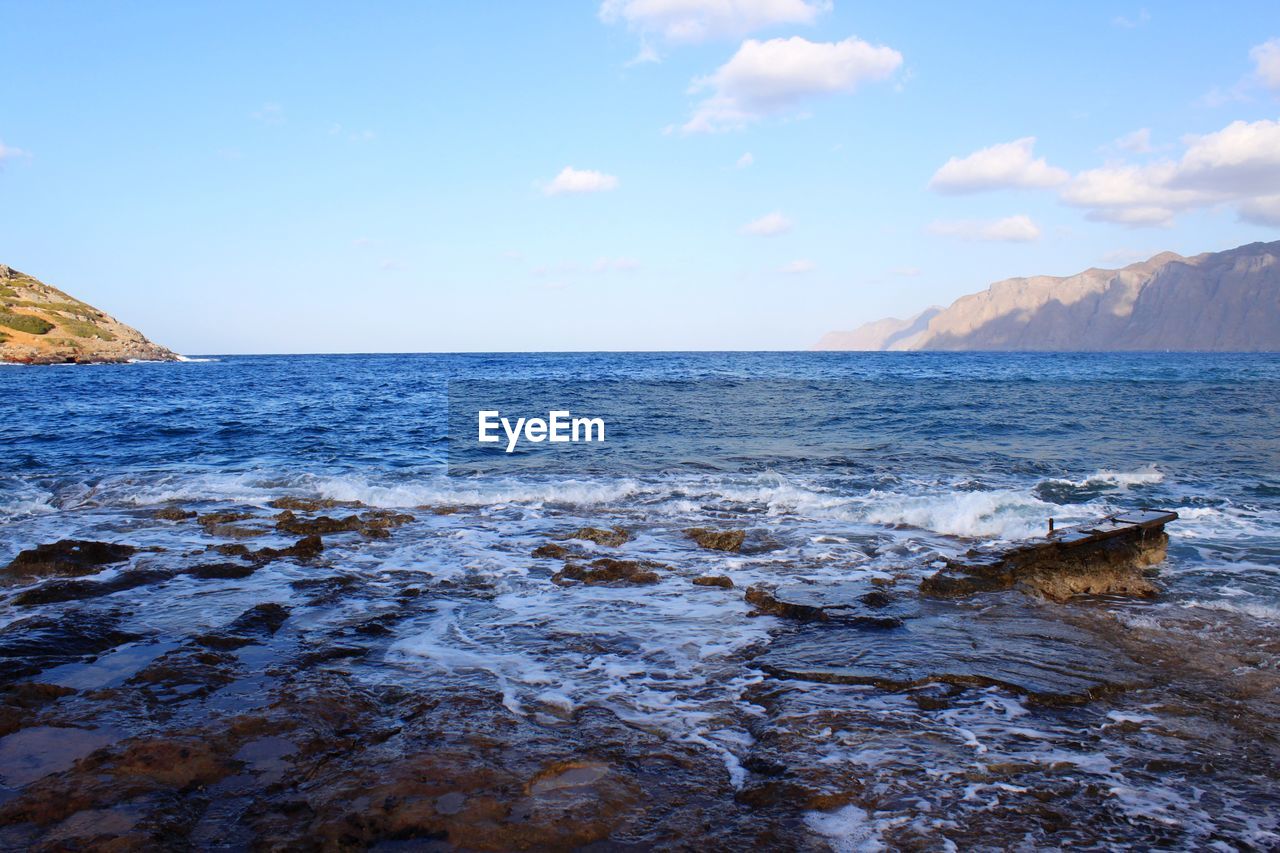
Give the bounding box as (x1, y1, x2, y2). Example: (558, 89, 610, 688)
(861, 488, 1065, 540)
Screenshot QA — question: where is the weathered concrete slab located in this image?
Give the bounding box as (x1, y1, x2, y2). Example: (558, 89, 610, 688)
(921, 508, 1177, 601)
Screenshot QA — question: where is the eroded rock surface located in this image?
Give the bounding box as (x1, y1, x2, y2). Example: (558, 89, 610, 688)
(3, 541, 136, 581)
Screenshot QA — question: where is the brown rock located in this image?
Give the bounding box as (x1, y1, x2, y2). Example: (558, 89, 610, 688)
(684, 528, 745, 552)
(693, 574, 734, 589)
(154, 507, 196, 521)
(533, 543, 571, 559)
(3, 540, 136, 580)
(568, 527, 632, 548)
(552, 558, 665, 586)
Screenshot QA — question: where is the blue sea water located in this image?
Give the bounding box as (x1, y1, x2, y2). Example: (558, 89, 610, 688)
(2, 352, 1279, 846)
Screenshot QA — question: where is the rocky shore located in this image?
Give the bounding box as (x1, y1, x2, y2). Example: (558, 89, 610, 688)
(1, 500, 1277, 849)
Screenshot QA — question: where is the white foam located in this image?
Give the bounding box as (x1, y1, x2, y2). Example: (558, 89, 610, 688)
(862, 488, 1060, 540)
(804, 804, 885, 853)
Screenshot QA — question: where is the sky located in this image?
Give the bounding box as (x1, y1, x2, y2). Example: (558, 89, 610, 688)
(1, 1, 1278, 353)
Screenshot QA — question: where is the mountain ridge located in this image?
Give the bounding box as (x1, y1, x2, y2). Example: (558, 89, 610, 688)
(817, 241, 1280, 352)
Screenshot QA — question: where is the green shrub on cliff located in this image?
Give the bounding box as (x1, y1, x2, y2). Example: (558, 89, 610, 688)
(0, 312, 54, 335)
(57, 318, 115, 340)
(0, 285, 15, 299)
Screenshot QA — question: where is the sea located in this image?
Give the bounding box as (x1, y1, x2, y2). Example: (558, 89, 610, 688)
(1, 352, 1278, 848)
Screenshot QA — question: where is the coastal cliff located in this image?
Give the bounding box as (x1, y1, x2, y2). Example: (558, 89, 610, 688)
(817, 241, 1280, 351)
(0, 265, 178, 364)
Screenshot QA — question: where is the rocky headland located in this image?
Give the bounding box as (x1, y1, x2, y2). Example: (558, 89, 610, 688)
(0, 265, 178, 365)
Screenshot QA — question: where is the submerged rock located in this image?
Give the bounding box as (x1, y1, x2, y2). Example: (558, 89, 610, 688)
(684, 527, 746, 552)
(922, 510, 1175, 601)
(745, 583, 912, 627)
(11, 569, 172, 606)
(3, 540, 136, 580)
(758, 600, 1148, 703)
(274, 510, 364, 536)
(0, 614, 142, 681)
(268, 496, 364, 512)
(552, 558, 665, 586)
(568, 527, 632, 548)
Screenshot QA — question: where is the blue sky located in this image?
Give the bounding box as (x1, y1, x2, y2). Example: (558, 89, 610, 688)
(1, 1, 1278, 352)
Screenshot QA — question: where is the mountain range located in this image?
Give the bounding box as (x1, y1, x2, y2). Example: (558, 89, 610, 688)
(816, 241, 1280, 351)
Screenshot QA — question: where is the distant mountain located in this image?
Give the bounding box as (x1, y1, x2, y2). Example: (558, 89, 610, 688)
(816, 241, 1280, 352)
(0, 265, 178, 364)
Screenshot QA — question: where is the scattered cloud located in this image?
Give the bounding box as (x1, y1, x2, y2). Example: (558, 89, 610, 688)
(542, 166, 620, 196)
(379, 259, 403, 271)
(929, 137, 1068, 194)
(502, 249, 525, 261)
(251, 102, 284, 125)
(599, 0, 830, 45)
(1061, 117, 1280, 226)
(352, 237, 375, 248)
(890, 266, 921, 277)
(780, 259, 815, 273)
(928, 215, 1041, 242)
(329, 123, 376, 142)
(736, 151, 754, 168)
(742, 211, 792, 236)
(1114, 128, 1154, 154)
(682, 35, 903, 133)
(1252, 38, 1280, 91)
(0, 141, 30, 166)
(1100, 247, 1159, 266)
(1112, 9, 1150, 29)
(591, 256, 642, 272)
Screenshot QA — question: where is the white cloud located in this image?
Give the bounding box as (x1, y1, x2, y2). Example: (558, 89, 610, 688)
(682, 35, 903, 133)
(0, 141, 30, 165)
(1114, 128, 1153, 154)
(600, 0, 829, 44)
(929, 137, 1068, 194)
(780, 259, 815, 273)
(1061, 117, 1280, 226)
(1239, 195, 1280, 226)
(1251, 38, 1280, 91)
(251, 102, 284, 124)
(1112, 9, 1150, 29)
(542, 166, 620, 196)
(928, 215, 1041, 242)
(736, 151, 754, 168)
(591, 256, 642, 272)
(742, 211, 792, 236)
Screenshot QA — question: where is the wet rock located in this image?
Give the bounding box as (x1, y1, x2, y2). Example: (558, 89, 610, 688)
(922, 511, 1174, 601)
(359, 509, 415, 530)
(568, 527, 632, 548)
(744, 583, 912, 627)
(11, 568, 172, 606)
(187, 561, 258, 580)
(2, 540, 136, 580)
(684, 527, 745, 552)
(297, 645, 368, 667)
(552, 558, 665, 586)
(0, 683, 77, 737)
(154, 506, 196, 521)
(0, 725, 119, 788)
(275, 510, 364, 536)
(268, 496, 364, 512)
(251, 535, 325, 563)
(128, 649, 240, 700)
(0, 614, 142, 681)
(758, 601, 1148, 703)
(198, 510, 254, 528)
(693, 574, 734, 589)
(533, 542, 571, 559)
(227, 603, 291, 636)
(290, 574, 362, 604)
